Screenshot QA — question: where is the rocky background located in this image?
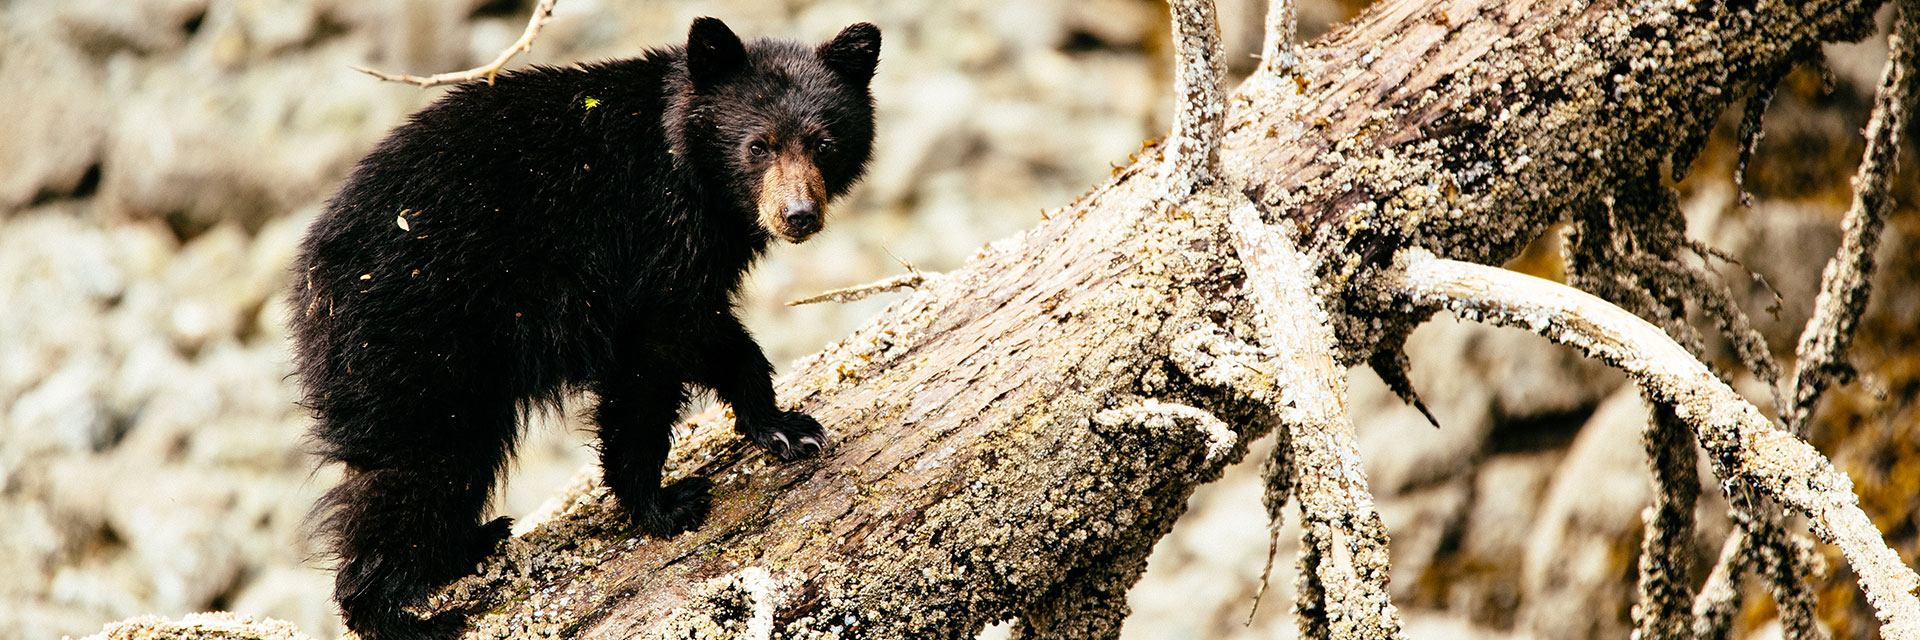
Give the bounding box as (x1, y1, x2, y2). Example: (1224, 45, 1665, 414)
(0, 0, 1913, 639)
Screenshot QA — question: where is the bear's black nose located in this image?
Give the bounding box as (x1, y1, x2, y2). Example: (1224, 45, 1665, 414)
(783, 201, 820, 236)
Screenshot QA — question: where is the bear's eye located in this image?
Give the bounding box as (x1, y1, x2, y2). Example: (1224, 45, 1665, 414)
(748, 141, 771, 158)
(814, 139, 835, 154)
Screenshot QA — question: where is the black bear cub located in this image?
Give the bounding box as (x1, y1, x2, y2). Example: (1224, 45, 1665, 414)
(288, 18, 879, 640)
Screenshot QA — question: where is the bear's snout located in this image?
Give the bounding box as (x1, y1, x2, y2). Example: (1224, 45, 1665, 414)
(757, 154, 828, 243)
(782, 201, 821, 237)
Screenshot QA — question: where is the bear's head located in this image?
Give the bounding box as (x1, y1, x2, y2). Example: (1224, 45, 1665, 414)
(674, 17, 881, 244)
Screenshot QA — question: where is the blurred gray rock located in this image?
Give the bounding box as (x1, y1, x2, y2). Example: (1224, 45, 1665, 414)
(1516, 387, 1651, 640)
(1357, 316, 1622, 495)
(0, 37, 109, 212)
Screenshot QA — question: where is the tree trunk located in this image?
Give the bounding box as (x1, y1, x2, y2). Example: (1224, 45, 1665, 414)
(408, 0, 1892, 638)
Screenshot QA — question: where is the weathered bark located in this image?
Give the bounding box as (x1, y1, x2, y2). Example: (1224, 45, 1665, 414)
(397, 0, 1902, 638)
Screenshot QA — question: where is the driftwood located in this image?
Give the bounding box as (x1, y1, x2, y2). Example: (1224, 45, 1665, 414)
(88, 0, 1919, 637)
(400, 0, 1920, 636)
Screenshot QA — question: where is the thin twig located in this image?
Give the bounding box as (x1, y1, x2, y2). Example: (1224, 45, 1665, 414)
(353, 0, 559, 88)
(1683, 238, 1784, 318)
(1623, 252, 1783, 397)
(1689, 529, 1752, 640)
(1385, 248, 1920, 640)
(786, 270, 933, 306)
(1248, 419, 1295, 624)
(1786, 5, 1916, 432)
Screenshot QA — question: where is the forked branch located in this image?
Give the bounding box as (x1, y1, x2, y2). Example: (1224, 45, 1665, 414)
(1382, 249, 1920, 640)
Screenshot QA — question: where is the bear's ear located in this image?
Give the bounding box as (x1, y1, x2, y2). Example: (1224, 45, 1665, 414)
(817, 22, 881, 88)
(686, 17, 747, 90)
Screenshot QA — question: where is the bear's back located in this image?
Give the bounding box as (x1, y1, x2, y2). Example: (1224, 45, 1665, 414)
(289, 55, 718, 403)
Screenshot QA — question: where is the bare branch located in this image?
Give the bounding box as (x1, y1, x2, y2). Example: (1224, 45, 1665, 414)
(1171, 198, 1404, 638)
(1564, 183, 1815, 638)
(1385, 249, 1920, 640)
(1786, 4, 1917, 432)
(786, 271, 934, 306)
(354, 0, 559, 88)
(1165, 0, 1226, 194)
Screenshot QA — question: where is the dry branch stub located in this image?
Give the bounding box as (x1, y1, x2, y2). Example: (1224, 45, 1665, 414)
(1166, 0, 1229, 194)
(1260, 0, 1300, 75)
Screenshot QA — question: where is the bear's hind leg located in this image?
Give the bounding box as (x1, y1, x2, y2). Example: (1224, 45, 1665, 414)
(317, 402, 516, 640)
(593, 375, 710, 536)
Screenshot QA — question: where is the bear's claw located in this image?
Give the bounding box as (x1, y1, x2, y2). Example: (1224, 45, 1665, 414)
(744, 411, 827, 460)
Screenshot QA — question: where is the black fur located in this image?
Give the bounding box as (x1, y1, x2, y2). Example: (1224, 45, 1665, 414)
(288, 18, 878, 640)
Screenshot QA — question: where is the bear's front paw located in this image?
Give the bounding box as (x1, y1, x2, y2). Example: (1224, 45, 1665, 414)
(632, 477, 712, 538)
(743, 411, 827, 460)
